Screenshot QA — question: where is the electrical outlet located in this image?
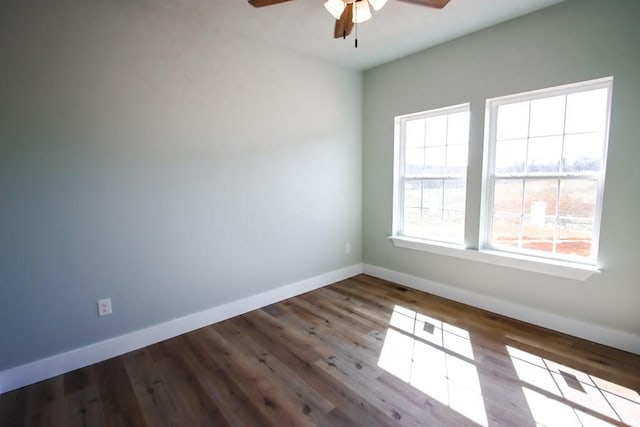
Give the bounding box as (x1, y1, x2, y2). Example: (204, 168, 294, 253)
(345, 243, 351, 254)
(97, 298, 112, 317)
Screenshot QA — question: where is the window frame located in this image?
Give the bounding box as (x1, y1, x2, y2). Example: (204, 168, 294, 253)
(392, 103, 471, 246)
(480, 77, 613, 267)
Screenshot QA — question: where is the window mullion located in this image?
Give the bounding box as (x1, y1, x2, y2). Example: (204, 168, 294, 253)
(553, 179, 560, 254)
(518, 179, 525, 249)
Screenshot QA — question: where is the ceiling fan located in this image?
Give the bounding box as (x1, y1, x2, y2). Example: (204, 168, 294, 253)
(248, 0, 451, 40)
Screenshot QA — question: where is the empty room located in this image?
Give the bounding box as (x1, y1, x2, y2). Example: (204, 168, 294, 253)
(1, 0, 639, 425)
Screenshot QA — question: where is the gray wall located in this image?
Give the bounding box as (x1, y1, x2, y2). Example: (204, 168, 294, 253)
(363, 0, 640, 336)
(0, 0, 362, 370)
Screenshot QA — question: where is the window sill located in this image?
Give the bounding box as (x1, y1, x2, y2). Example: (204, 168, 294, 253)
(389, 236, 600, 281)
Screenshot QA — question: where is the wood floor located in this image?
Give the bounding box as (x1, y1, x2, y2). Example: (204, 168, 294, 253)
(1, 275, 639, 426)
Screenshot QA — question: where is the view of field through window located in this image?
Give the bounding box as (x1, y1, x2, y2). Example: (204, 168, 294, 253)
(489, 87, 609, 260)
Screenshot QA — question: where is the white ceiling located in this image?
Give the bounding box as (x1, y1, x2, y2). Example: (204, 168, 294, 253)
(219, 0, 566, 70)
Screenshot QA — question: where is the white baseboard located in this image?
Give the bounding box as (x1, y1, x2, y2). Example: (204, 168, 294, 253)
(363, 264, 640, 355)
(0, 264, 364, 394)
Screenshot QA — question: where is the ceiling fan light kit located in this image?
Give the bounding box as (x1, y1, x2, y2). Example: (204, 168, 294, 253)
(325, 0, 378, 23)
(368, 0, 388, 11)
(352, 0, 373, 24)
(324, 0, 346, 20)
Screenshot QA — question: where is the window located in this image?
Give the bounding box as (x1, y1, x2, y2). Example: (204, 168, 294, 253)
(393, 104, 470, 245)
(482, 78, 612, 265)
(390, 78, 612, 278)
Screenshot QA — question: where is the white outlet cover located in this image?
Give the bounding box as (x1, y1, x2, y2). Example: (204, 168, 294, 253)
(97, 298, 112, 317)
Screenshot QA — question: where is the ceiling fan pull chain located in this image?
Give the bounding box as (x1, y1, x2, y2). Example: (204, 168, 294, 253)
(355, 19, 358, 47)
(355, 2, 358, 48)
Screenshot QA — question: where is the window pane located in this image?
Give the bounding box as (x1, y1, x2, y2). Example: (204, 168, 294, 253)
(529, 95, 566, 137)
(425, 115, 447, 146)
(497, 101, 530, 140)
(524, 180, 558, 219)
(486, 79, 610, 262)
(448, 111, 470, 145)
(492, 214, 521, 248)
(424, 216, 464, 244)
(405, 148, 424, 176)
(425, 146, 447, 173)
(527, 136, 562, 173)
(423, 208, 441, 222)
(406, 119, 426, 148)
(401, 179, 465, 244)
(423, 180, 444, 213)
(565, 88, 608, 134)
(447, 144, 468, 170)
(563, 133, 603, 173)
(558, 180, 597, 219)
(444, 179, 466, 214)
(494, 179, 523, 214)
(557, 218, 593, 257)
(422, 178, 465, 244)
(495, 139, 527, 174)
(404, 180, 422, 209)
(403, 207, 422, 236)
(522, 215, 555, 253)
(396, 104, 469, 245)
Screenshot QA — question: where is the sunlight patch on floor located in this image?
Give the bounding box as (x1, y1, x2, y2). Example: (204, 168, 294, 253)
(378, 305, 488, 427)
(507, 346, 640, 426)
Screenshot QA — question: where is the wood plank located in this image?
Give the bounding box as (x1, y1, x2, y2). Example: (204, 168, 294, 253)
(121, 348, 191, 427)
(277, 298, 386, 363)
(22, 377, 66, 427)
(182, 330, 272, 426)
(153, 338, 232, 426)
(0, 386, 27, 427)
(196, 326, 315, 426)
(92, 357, 148, 426)
(215, 317, 335, 421)
(65, 386, 105, 426)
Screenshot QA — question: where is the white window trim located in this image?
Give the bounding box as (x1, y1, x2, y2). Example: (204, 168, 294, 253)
(389, 236, 600, 281)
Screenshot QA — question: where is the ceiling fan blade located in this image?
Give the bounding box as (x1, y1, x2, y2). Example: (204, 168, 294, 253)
(396, 0, 451, 9)
(334, 3, 354, 39)
(248, 0, 294, 7)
